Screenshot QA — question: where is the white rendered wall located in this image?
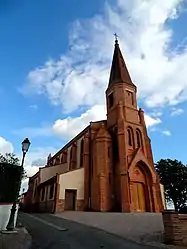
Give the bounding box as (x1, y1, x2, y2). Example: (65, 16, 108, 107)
(0, 204, 19, 230)
(59, 168, 84, 200)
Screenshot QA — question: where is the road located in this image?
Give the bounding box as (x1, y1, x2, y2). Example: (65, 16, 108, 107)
(19, 212, 160, 249)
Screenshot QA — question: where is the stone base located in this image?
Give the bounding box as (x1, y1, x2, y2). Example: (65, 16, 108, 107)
(55, 199, 85, 212)
(76, 200, 85, 211)
(56, 199, 65, 212)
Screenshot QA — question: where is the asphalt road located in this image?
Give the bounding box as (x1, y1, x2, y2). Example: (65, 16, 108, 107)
(18, 212, 160, 249)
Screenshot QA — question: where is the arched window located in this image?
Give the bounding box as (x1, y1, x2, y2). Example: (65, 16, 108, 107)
(80, 139, 84, 167)
(41, 188, 45, 201)
(69, 147, 73, 170)
(63, 150, 68, 163)
(70, 147, 73, 160)
(127, 128, 133, 146)
(61, 153, 64, 164)
(56, 156, 60, 165)
(112, 126, 119, 167)
(136, 129, 142, 148)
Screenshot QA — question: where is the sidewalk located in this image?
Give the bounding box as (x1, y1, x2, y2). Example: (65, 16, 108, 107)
(54, 211, 164, 243)
(53, 211, 187, 249)
(0, 227, 31, 249)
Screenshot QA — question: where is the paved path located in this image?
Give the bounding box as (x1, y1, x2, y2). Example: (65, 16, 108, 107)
(18, 212, 163, 249)
(0, 227, 31, 249)
(54, 211, 164, 243)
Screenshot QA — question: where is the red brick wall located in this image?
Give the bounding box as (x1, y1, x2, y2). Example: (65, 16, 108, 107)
(162, 210, 187, 246)
(55, 199, 84, 212)
(104, 76, 164, 213)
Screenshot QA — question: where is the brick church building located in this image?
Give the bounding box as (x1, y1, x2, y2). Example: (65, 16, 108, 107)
(25, 38, 164, 213)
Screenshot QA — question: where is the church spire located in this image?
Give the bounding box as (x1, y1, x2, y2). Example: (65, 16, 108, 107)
(108, 35, 134, 87)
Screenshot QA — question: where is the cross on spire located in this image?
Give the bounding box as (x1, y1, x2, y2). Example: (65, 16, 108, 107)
(108, 33, 135, 87)
(114, 33, 119, 43)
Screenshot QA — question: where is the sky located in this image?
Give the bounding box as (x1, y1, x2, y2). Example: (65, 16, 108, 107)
(0, 0, 187, 190)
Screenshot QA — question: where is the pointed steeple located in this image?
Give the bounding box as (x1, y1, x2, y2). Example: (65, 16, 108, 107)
(108, 36, 135, 87)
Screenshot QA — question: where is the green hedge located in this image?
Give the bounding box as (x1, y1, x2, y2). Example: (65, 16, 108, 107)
(0, 163, 23, 203)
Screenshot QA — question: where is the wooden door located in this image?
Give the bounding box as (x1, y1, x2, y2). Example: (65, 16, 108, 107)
(132, 182, 146, 212)
(65, 190, 77, 210)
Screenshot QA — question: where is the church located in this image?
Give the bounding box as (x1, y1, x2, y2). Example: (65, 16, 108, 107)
(25, 38, 165, 213)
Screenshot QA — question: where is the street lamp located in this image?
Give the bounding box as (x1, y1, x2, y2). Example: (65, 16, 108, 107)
(6, 138, 31, 231)
(21, 138, 31, 167)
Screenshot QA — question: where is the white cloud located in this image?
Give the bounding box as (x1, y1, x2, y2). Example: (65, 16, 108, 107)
(144, 114, 162, 127)
(20, 146, 57, 191)
(23, 146, 57, 169)
(29, 104, 38, 110)
(18, 146, 57, 191)
(170, 107, 184, 116)
(0, 137, 14, 154)
(21, 165, 40, 193)
(151, 110, 163, 117)
(22, 0, 187, 113)
(0, 136, 54, 191)
(52, 105, 107, 139)
(162, 130, 171, 136)
(52, 104, 161, 140)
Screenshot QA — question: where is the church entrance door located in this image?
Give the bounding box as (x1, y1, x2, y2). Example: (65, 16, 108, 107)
(132, 182, 146, 212)
(131, 165, 148, 212)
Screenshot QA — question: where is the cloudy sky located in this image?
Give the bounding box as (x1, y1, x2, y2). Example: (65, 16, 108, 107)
(0, 0, 187, 190)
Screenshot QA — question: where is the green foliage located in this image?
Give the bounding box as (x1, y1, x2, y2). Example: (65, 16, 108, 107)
(0, 153, 28, 202)
(0, 153, 19, 165)
(0, 163, 23, 202)
(155, 159, 187, 211)
(0, 153, 27, 179)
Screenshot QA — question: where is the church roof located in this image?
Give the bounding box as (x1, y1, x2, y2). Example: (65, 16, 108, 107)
(108, 37, 135, 87)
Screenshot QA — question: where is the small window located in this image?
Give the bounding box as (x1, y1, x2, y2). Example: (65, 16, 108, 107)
(64, 151, 68, 163)
(56, 156, 60, 165)
(41, 188, 45, 201)
(112, 127, 119, 166)
(34, 187, 37, 198)
(126, 90, 134, 105)
(70, 147, 73, 160)
(108, 92, 114, 108)
(136, 130, 141, 148)
(49, 184, 54, 199)
(69, 148, 73, 170)
(80, 139, 84, 167)
(127, 129, 132, 146)
(61, 154, 64, 164)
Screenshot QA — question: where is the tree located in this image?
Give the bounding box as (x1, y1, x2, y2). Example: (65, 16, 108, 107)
(155, 159, 187, 211)
(0, 153, 27, 179)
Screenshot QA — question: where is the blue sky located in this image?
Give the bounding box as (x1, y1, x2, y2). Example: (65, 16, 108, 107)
(0, 0, 187, 180)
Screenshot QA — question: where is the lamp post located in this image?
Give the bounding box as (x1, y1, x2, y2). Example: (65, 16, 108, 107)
(6, 138, 31, 231)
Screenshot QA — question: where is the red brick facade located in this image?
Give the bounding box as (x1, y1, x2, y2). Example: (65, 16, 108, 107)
(162, 210, 187, 246)
(83, 38, 164, 212)
(25, 38, 164, 213)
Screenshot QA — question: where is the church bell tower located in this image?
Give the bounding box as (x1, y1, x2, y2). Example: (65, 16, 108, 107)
(105, 36, 164, 213)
